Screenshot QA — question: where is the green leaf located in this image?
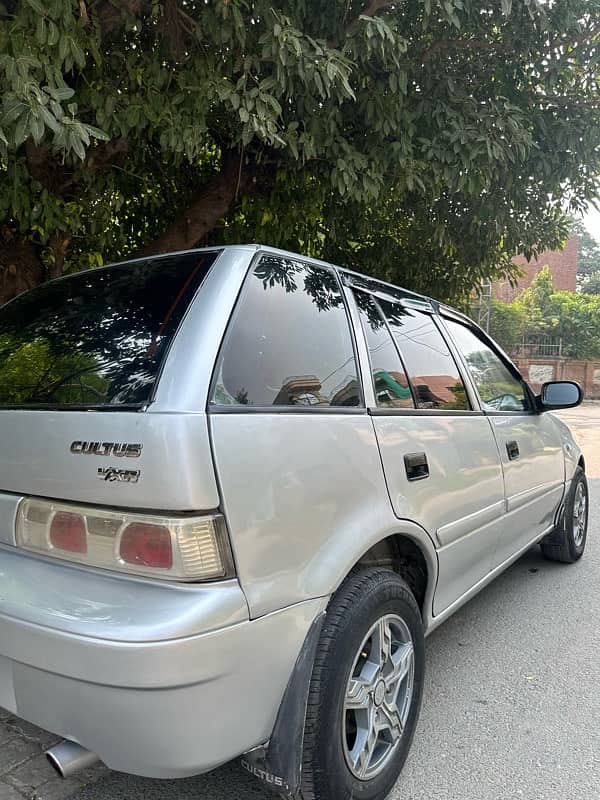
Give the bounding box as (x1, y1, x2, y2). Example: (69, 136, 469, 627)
(25, 0, 46, 15)
(71, 135, 86, 161)
(84, 124, 109, 141)
(30, 114, 44, 143)
(14, 113, 29, 147)
(70, 38, 86, 69)
(48, 21, 59, 47)
(36, 16, 46, 47)
(38, 105, 60, 133)
(58, 35, 69, 63)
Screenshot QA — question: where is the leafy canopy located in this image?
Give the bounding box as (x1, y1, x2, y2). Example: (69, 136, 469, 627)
(1, 0, 600, 302)
(489, 267, 600, 360)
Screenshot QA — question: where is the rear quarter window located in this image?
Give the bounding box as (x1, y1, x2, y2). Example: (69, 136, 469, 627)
(211, 254, 361, 408)
(0, 251, 219, 408)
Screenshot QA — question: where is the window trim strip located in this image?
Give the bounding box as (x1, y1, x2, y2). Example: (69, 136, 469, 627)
(368, 407, 484, 417)
(208, 405, 367, 415)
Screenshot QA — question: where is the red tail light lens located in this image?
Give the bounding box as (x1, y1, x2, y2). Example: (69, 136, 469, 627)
(50, 512, 87, 553)
(119, 523, 173, 569)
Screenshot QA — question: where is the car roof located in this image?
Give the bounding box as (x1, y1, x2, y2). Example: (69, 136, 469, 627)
(44, 243, 440, 312)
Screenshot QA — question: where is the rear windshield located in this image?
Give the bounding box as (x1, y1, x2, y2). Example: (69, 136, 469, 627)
(0, 251, 219, 409)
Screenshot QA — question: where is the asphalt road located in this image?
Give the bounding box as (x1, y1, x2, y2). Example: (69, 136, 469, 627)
(71, 410, 600, 800)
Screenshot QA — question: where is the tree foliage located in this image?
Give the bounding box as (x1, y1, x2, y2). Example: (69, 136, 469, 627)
(489, 267, 600, 360)
(570, 218, 600, 283)
(581, 270, 600, 295)
(1, 0, 600, 304)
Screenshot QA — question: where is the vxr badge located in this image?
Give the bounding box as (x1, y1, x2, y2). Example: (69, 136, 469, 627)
(98, 467, 140, 484)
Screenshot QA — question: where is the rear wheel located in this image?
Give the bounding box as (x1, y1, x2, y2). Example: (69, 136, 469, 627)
(301, 568, 424, 800)
(541, 466, 588, 564)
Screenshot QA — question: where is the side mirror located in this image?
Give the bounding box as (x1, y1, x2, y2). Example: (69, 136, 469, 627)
(537, 381, 583, 411)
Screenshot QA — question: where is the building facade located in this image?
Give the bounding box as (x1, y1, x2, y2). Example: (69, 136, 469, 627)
(492, 236, 579, 302)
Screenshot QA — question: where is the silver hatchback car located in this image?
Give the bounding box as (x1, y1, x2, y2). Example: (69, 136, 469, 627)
(0, 245, 587, 800)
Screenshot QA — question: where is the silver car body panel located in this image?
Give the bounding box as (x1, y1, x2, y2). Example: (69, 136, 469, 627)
(0, 544, 248, 640)
(0, 410, 219, 511)
(0, 244, 583, 778)
(0, 494, 20, 546)
(0, 549, 325, 777)
(152, 246, 258, 414)
(210, 412, 439, 619)
(370, 414, 506, 615)
(486, 412, 565, 567)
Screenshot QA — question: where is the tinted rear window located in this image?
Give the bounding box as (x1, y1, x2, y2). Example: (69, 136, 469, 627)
(0, 251, 219, 408)
(211, 254, 361, 408)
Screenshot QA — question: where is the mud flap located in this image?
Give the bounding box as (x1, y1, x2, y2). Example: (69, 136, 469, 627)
(240, 610, 325, 799)
(542, 490, 568, 545)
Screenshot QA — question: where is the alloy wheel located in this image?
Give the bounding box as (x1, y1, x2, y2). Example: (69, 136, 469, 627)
(342, 613, 414, 781)
(573, 481, 587, 548)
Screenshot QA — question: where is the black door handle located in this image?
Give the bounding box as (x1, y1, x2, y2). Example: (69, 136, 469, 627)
(506, 440, 520, 460)
(404, 452, 429, 481)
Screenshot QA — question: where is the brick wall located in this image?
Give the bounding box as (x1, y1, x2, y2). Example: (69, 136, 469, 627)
(514, 356, 600, 399)
(493, 236, 579, 302)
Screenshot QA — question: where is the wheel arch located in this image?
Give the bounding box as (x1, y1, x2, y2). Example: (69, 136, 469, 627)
(351, 533, 431, 614)
(328, 523, 439, 633)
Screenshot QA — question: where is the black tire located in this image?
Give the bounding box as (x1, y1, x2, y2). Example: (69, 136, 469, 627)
(541, 466, 588, 564)
(300, 568, 425, 800)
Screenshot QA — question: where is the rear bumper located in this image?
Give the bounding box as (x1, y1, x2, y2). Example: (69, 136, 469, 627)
(0, 548, 325, 778)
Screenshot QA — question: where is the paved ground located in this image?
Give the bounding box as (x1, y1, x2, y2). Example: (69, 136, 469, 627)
(1, 405, 599, 800)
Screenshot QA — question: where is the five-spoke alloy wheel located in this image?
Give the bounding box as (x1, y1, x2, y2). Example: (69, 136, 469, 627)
(572, 480, 587, 549)
(343, 614, 415, 780)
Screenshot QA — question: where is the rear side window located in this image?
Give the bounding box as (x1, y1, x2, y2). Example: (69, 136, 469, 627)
(354, 292, 414, 409)
(211, 255, 361, 408)
(379, 300, 470, 411)
(0, 251, 219, 408)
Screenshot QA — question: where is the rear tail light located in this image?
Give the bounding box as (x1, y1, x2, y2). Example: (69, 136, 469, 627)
(16, 499, 234, 581)
(50, 512, 87, 554)
(120, 523, 173, 569)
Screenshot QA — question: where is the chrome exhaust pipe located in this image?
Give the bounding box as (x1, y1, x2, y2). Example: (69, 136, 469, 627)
(46, 740, 99, 778)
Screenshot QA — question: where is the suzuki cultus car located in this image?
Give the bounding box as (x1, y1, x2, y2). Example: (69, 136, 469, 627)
(0, 246, 587, 800)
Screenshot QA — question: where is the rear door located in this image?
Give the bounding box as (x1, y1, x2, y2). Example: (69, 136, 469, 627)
(441, 316, 565, 567)
(347, 282, 506, 615)
(0, 250, 223, 511)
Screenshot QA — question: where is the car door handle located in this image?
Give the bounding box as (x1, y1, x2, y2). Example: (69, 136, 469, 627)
(506, 440, 520, 460)
(404, 452, 429, 481)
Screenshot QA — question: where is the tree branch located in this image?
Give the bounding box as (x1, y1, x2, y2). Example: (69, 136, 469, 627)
(25, 138, 129, 197)
(137, 150, 273, 256)
(47, 232, 72, 280)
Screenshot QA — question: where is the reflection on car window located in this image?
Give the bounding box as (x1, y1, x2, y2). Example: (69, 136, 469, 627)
(354, 292, 414, 409)
(445, 319, 529, 412)
(0, 252, 218, 407)
(211, 255, 361, 408)
(378, 300, 470, 410)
